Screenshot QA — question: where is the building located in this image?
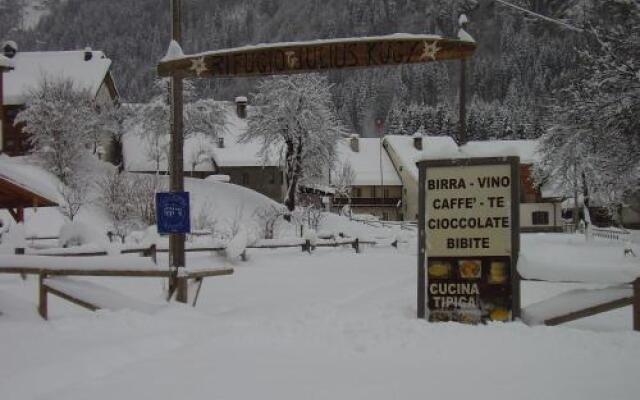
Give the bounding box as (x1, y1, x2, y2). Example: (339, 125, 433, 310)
(0, 41, 118, 156)
(329, 135, 403, 220)
(123, 98, 285, 203)
(382, 134, 563, 231)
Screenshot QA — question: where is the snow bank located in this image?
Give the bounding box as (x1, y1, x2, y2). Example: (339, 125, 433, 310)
(0, 223, 27, 252)
(522, 285, 632, 325)
(519, 233, 640, 283)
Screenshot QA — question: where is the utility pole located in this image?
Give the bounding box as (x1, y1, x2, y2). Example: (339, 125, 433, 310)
(170, 0, 187, 303)
(458, 15, 468, 146)
(458, 14, 469, 146)
(459, 58, 467, 145)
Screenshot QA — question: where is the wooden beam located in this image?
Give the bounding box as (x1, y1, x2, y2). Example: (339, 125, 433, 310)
(158, 35, 476, 79)
(7, 208, 19, 222)
(544, 296, 634, 326)
(45, 284, 101, 313)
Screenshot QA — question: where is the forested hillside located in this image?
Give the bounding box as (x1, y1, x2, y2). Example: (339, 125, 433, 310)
(0, 0, 606, 138)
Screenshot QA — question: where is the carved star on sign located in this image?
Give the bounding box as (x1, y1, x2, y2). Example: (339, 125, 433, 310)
(420, 40, 441, 61)
(189, 57, 208, 76)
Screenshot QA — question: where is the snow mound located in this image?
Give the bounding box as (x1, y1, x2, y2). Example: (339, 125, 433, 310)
(59, 221, 109, 248)
(225, 229, 248, 260)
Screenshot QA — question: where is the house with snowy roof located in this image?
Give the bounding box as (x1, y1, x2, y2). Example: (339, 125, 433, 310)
(123, 98, 286, 203)
(382, 134, 564, 231)
(327, 135, 403, 220)
(0, 41, 118, 156)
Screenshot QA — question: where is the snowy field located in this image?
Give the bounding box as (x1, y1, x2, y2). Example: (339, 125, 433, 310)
(1, 234, 639, 400)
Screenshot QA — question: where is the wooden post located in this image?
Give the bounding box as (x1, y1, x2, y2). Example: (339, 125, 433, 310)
(169, 0, 187, 303)
(352, 238, 360, 254)
(15, 248, 26, 280)
(634, 278, 640, 332)
(417, 164, 426, 319)
(38, 274, 48, 320)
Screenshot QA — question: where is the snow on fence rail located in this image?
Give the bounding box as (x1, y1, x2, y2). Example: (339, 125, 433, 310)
(14, 236, 385, 260)
(351, 217, 417, 231)
(591, 227, 631, 241)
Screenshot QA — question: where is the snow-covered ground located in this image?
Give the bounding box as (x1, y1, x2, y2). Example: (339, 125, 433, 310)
(1, 233, 639, 399)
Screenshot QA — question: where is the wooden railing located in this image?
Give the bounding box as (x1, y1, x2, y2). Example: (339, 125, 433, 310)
(332, 197, 401, 206)
(591, 227, 632, 241)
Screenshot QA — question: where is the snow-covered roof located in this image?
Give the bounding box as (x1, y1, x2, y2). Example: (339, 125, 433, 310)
(460, 140, 540, 164)
(0, 155, 62, 205)
(383, 135, 458, 181)
(3, 50, 112, 105)
(384, 136, 542, 180)
(124, 102, 279, 172)
(335, 138, 402, 186)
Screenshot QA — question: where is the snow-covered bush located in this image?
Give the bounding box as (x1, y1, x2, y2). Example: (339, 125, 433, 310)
(225, 228, 248, 260)
(59, 221, 107, 248)
(254, 204, 287, 239)
(97, 169, 140, 242)
(130, 173, 166, 226)
(0, 223, 27, 251)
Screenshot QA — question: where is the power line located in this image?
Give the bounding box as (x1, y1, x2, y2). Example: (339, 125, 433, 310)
(494, 0, 585, 33)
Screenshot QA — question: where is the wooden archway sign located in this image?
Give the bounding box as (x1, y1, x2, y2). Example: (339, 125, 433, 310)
(157, 0, 477, 305)
(157, 34, 476, 78)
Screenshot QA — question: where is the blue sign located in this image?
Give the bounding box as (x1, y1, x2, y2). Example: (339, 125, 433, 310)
(156, 192, 191, 234)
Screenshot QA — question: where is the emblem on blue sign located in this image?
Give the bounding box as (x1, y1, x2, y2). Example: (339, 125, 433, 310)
(156, 192, 191, 234)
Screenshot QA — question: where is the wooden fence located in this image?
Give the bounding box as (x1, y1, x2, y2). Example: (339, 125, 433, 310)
(18, 237, 380, 261)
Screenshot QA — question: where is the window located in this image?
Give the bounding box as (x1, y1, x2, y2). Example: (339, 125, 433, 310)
(242, 173, 249, 185)
(532, 211, 549, 225)
(353, 188, 361, 198)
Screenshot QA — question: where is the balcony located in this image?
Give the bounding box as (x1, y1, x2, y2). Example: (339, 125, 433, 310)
(332, 197, 401, 206)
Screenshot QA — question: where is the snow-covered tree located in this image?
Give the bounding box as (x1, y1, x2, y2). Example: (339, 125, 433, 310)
(241, 74, 345, 211)
(15, 77, 96, 185)
(331, 160, 355, 206)
(96, 102, 132, 168)
(138, 78, 227, 172)
(536, 2, 640, 210)
(58, 175, 90, 222)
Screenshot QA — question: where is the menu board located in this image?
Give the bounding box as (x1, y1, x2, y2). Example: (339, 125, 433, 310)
(419, 160, 519, 324)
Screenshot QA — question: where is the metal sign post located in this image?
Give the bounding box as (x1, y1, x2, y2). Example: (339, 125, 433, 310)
(417, 157, 521, 323)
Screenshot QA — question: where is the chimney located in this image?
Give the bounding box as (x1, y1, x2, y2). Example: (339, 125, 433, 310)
(3, 41, 17, 59)
(235, 96, 247, 119)
(413, 136, 423, 151)
(217, 137, 225, 148)
(350, 134, 359, 153)
(84, 47, 93, 61)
